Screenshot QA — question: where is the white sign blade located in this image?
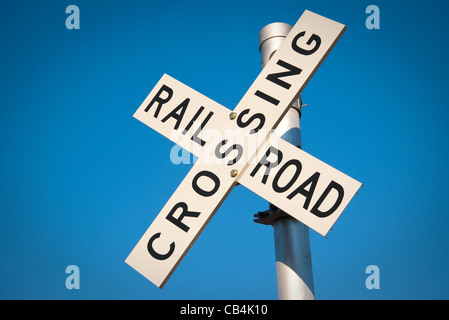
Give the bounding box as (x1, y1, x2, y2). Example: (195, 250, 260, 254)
(125, 160, 236, 288)
(238, 135, 362, 236)
(133, 74, 229, 159)
(232, 10, 346, 132)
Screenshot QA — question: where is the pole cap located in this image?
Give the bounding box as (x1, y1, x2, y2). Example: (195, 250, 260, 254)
(258, 22, 292, 51)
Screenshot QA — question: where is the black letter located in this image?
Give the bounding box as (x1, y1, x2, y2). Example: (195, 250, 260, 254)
(161, 98, 189, 130)
(287, 172, 320, 210)
(191, 110, 214, 147)
(214, 139, 243, 165)
(236, 109, 266, 134)
(250, 146, 283, 185)
(147, 232, 175, 260)
(310, 181, 344, 218)
(192, 170, 220, 197)
(254, 90, 280, 106)
(272, 159, 302, 193)
(166, 202, 201, 232)
(144, 84, 173, 118)
(266, 59, 302, 90)
(292, 31, 321, 56)
(182, 106, 204, 134)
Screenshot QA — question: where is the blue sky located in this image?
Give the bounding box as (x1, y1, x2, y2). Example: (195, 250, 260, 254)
(1, 0, 449, 299)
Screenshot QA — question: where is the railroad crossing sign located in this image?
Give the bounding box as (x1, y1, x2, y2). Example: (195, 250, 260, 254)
(125, 10, 362, 288)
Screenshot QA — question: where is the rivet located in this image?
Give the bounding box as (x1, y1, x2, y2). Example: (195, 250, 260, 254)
(229, 112, 237, 120)
(230, 169, 238, 178)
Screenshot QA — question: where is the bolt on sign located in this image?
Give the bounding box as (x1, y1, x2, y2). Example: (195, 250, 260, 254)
(125, 10, 362, 288)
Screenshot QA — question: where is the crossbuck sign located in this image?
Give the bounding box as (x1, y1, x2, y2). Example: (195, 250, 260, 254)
(126, 10, 362, 288)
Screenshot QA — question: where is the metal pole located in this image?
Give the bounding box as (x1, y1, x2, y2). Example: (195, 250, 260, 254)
(256, 22, 315, 300)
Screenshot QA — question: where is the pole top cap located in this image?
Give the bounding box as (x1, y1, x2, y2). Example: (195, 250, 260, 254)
(258, 22, 292, 51)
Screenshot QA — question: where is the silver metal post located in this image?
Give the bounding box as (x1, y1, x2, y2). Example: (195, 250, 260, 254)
(256, 22, 315, 300)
